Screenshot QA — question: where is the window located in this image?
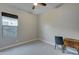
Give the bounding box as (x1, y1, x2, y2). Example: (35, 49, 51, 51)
(2, 16, 18, 26)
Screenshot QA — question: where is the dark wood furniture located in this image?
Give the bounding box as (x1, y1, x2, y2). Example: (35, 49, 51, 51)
(64, 38, 79, 54)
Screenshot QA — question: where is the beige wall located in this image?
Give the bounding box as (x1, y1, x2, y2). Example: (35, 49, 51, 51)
(0, 4, 38, 48)
(39, 3, 79, 46)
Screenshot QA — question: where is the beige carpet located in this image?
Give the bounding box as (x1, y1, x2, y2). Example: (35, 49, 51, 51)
(0, 40, 76, 55)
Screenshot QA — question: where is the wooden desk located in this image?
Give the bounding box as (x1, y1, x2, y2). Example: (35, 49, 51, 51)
(64, 38, 79, 54)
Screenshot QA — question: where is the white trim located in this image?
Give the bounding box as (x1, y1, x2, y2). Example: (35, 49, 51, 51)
(38, 38, 55, 46)
(0, 38, 38, 51)
(41, 39, 55, 46)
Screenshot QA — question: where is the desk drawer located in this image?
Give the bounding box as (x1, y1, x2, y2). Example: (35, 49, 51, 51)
(64, 38, 79, 49)
(64, 40, 74, 48)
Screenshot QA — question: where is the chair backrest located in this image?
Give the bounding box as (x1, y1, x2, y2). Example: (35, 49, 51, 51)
(55, 36, 64, 45)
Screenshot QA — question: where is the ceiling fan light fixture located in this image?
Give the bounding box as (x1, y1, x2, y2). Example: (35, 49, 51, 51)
(33, 3, 38, 6)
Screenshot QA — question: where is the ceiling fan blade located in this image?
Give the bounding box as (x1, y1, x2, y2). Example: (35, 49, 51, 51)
(55, 3, 64, 8)
(32, 3, 47, 10)
(32, 5, 35, 9)
(39, 3, 47, 6)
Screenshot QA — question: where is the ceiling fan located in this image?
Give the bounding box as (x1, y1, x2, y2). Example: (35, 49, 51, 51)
(32, 3, 47, 10)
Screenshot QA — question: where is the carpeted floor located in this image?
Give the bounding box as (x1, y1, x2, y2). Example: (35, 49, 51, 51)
(0, 40, 77, 55)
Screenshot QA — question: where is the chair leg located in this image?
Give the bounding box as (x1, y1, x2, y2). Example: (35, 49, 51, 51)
(62, 45, 65, 53)
(55, 44, 57, 49)
(77, 49, 79, 55)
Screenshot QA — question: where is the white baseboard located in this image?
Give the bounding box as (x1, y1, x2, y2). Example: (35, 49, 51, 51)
(39, 38, 55, 46)
(0, 38, 38, 51)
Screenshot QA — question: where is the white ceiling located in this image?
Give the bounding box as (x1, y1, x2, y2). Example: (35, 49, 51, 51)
(7, 3, 62, 15)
